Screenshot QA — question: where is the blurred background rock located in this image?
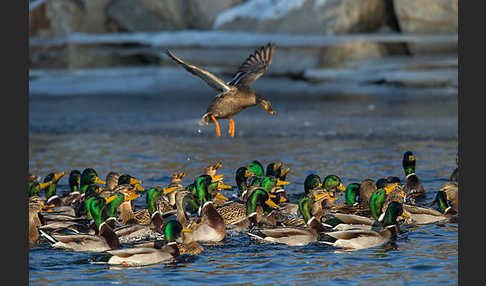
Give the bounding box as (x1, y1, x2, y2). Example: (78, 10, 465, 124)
(28, 0, 458, 96)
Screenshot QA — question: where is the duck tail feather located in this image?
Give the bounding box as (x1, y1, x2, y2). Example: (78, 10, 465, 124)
(39, 229, 57, 245)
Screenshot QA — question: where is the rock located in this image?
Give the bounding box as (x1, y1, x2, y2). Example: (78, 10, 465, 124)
(44, 0, 84, 37)
(107, 0, 179, 32)
(393, 0, 458, 55)
(213, 0, 388, 35)
(393, 0, 458, 34)
(186, 0, 244, 29)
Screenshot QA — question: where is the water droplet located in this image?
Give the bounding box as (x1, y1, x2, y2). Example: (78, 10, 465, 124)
(368, 104, 376, 111)
(187, 157, 191, 161)
(197, 129, 202, 133)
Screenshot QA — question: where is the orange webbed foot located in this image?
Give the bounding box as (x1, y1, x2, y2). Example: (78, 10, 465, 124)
(228, 117, 235, 138)
(210, 115, 221, 137)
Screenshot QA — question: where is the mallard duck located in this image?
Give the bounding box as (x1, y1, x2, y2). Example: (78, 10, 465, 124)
(80, 168, 106, 194)
(247, 160, 265, 178)
(358, 178, 377, 207)
(217, 188, 280, 229)
(247, 198, 330, 246)
(103, 221, 199, 266)
(192, 201, 227, 242)
(186, 175, 231, 213)
(316, 175, 346, 208)
(104, 172, 120, 192)
(29, 196, 52, 247)
(368, 183, 403, 221)
(401, 191, 457, 225)
(39, 196, 121, 252)
(46, 171, 83, 208)
(234, 167, 255, 197)
(320, 201, 406, 251)
(266, 162, 291, 181)
(450, 153, 459, 182)
(439, 182, 458, 212)
(167, 43, 276, 137)
(204, 162, 223, 177)
(28, 172, 64, 198)
(325, 183, 371, 216)
(242, 175, 290, 203)
(402, 151, 426, 199)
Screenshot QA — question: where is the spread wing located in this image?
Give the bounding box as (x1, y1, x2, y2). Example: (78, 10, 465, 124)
(166, 49, 231, 93)
(228, 43, 275, 89)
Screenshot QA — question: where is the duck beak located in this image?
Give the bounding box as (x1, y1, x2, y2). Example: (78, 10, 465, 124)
(265, 197, 279, 209)
(317, 182, 323, 188)
(265, 105, 276, 115)
(314, 192, 327, 201)
(77, 177, 81, 185)
(178, 172, 186, 179)
(211, 174, 224, 182)
(245, 170, 255, 177)
(214, 162, 223, 170)
(384, 183, 398, 194)
(401, 211, 410, 219)
(409, 155, 415, 161)
(337, 183, 346, 192)
(281, 168, 291, 176)
(105, 194, 119, 204)
(217, 182, 233, 191)
(279, 196, 288, 203)
(94, 176, 106, 185)
(124, 192, 141, 201)
(40, 204, 56, 212)
(215, 192, 229, 201)
(54, 172, 65, 182)
(163, 186, 179, 194)
(38, 181, 53, 190)
(277, 179, 290, 186)
(129, 177, 142, 185)
(182, 227, 193, 233)
(134, 184, 145, 191)
(274, 162, 282, 172)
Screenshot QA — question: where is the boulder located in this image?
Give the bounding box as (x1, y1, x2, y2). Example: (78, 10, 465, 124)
(213, 0, 388, 35)
(187, 0, 244, 30)
(106, 0, 184, 32)
(393, 0, 458, 55)
(393, 0, 458, 34)
(44, 0, 84, 37)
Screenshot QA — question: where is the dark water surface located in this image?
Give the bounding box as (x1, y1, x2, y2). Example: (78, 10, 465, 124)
(29, 90, 457, 285)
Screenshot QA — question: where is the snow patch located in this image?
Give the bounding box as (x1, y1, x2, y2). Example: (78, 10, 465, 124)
(213, 0, 307, 28)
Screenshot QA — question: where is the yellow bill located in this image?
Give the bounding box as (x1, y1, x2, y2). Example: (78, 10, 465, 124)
(94, 176, 106, 185)
(135, 184, 145, 192)
(273, 162, 283, 172)
(182, 227, 193, 233)
(217, 182, 233, 190)
(211, 174, 224, 182)
(129, 177, 142, 185)
(279, 196, 288, 203)
(268, 193, 277, 199)
(265, 198, 279, 209)
(401, 211, 410, 218)
(54, 172, 65, 181)
(105, 194, 119, 204)
(281, 168, 291, 176)
(409, 155, 415, 161)
(215, 192, 229, 201)
(38, 181, 53, 190)
(337, 183, 346, 192)
(124, 192, 141, 201)
(384, 183, 398, 194)
(276, 179, 290, 186)
(163, 186, 179, 194)
(245, 170, 255, 177)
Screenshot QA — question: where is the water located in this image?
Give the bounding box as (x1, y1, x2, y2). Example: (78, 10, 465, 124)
(29, 87, 458, 285)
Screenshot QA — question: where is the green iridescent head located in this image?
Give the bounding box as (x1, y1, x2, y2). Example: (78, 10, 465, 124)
(322, 175, 346, 192)
(103, 193, 125, 218)
(433, 191, 452, 214)
(246, 188, 278, 215)
(345, 183, 361, 205)
(235, 167, 254, 194)
(80, 168, 105, 192)
(164, 220, 190, 243)
(194, 175, 213, 206)
(89, 197, 107, 229)
(43, 172, 65, 200)
(381, 201, 405, 227)
(402, 151, 416, 176)
(370, 189, 387, 220)
(304, 174, 322, 195)
(69, 170, 81, 192)
(247, 160, 265, 177)
(298, 195, 313, 223)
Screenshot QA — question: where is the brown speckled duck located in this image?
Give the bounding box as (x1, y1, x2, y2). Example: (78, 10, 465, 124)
(167, 43, 276, 137)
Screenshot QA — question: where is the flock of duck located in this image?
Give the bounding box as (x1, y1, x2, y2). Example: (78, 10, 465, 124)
(28, 151, 459, 266)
